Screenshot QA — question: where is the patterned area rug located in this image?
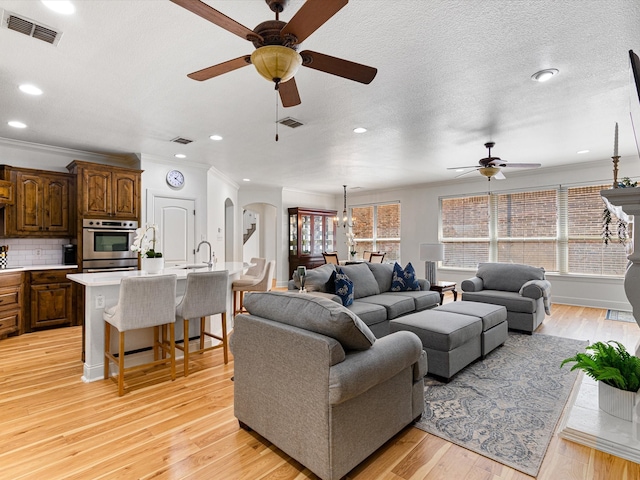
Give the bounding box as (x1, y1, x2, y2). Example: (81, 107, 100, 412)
(605, 309, 637, 323)
(414, 333, 587, 477)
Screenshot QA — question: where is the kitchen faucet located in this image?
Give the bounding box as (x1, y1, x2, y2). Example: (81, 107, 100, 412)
(196, 240, 213, 267)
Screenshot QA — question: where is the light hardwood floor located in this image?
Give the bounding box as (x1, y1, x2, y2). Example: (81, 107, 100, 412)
(1, 301, 640, 479)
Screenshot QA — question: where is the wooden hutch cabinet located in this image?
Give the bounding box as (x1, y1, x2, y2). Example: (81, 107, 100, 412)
(288, 207, 337, 278)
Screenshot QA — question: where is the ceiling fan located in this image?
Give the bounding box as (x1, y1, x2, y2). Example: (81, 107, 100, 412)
(448, 142, 542, 180)
(170, 0, 378, 107)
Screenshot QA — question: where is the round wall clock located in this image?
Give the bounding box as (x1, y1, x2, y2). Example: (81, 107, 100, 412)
(166, 169, 185, 188)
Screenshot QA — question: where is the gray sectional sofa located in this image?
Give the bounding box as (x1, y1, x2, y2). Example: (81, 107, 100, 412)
(231, 291, 427, 480)
(288, 262, 441, 337)
(461, 262, 552, 333)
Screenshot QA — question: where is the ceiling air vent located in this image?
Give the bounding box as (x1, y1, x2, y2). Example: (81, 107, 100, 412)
(1, 10, 62, 46)
(278, 117, 304, 128)
(171, 137, 194, 145)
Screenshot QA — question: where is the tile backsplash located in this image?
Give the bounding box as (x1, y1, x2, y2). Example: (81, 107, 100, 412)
(0, 238, 72, 266)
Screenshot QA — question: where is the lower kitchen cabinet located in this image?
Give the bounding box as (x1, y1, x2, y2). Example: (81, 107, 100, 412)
(28, 269, 75, 331)
(0, 272, 24, 338)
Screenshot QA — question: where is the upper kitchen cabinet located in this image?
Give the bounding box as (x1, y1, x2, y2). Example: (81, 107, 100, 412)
(0, 166, 74, 238)
(67, 161, 142, 220)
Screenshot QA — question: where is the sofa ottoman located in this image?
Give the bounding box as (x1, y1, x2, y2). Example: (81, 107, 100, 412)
(389, 310, 482, 380)
(434, 301, 508, 357)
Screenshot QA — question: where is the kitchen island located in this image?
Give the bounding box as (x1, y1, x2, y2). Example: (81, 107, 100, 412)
(68, 262, 246, 382)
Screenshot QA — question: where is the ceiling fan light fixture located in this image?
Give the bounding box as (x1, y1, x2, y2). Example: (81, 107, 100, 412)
(479, 166, 501, 178)
(531, 68, 559, 82)
(251, 45, 302, 84)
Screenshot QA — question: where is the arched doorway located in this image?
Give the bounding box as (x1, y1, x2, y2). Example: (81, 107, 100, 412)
(242, 202, 277, 268)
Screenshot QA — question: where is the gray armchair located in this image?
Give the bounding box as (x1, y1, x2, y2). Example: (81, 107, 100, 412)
(230, 291, 427, 480)
(461, 262, 552, 333)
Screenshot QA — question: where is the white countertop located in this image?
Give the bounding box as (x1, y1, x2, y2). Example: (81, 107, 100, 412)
(67, 262, 246, 286)
(0, 264, 78, 273)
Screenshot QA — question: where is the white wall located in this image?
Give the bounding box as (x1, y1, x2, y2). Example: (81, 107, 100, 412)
(342, 157, 640, 311)
(206, 168, 239, 264)
(139, 154, 210, 263)
(0, 137, 137, 172)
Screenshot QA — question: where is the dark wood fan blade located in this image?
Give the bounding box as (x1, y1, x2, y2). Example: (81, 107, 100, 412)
(300, 50, 377, 84)
(281, 0, 348, 44)
(170, 0, 260, 42)
(187, 56, 251, 81)
(279, 77, 301, 107)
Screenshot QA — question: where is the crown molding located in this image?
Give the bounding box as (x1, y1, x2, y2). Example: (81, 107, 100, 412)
(0, 136, 137, 166)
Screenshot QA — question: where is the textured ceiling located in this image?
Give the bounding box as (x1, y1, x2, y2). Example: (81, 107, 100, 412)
(0, 0, 639, 194)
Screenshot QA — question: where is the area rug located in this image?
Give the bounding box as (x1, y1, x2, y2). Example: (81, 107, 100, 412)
(414, 333, 587, 477)
(605, 309, 636, 323)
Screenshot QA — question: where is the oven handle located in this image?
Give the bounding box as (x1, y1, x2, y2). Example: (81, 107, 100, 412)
(84, 267, 137, 273)
(84, 229, 136, 233)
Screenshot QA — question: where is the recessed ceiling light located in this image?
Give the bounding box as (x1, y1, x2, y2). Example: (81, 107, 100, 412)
(175, 154, 186, 159)
(531, 68, 559, 82)
(353, 127, 367, 134)
(576, 150, 590, 154)
(19, 84, 43, 95)
(8, 121, 27, 129)
(41, 1, 75, 15)
(210, 134, 223, 141)
(243, 178, 251, 182)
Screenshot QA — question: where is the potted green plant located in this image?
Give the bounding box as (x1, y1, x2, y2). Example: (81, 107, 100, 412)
(561, 340, 640, 421)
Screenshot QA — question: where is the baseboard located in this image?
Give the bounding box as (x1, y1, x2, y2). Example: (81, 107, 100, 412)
(552, 296, 632, 311)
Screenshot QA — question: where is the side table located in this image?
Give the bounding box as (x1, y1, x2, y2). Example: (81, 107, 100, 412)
(430, 281, 457, 305)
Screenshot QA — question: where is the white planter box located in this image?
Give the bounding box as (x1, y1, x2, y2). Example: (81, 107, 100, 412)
(142, 257, 164, 274)
(598, 381, 637, 422)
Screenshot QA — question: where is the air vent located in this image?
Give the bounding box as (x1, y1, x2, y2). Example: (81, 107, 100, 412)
(278, 117, 304, 128)
(171, 137, 194, 145)
(1, 10, 62, 46)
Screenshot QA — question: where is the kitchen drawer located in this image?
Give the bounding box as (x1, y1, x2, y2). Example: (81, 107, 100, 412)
(0, 310, 20, 337)
(30, 269, 76, 284)
(0, 271, 23, 287)
(0, 285, 22, 311)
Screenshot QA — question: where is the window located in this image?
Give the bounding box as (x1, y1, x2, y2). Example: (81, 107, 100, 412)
(566, 185, 629, 275)
(441, 184, 629, 276)
(441, 195, 489, 269)
(496, 189, 557, 270)
(351, 203, 401, 262)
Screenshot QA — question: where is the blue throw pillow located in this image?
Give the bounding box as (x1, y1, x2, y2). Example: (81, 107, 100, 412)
(391, 262, 421, 291)
(335, 268, 354, 306)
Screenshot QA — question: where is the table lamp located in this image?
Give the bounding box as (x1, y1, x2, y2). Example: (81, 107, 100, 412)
(419, 243, 444, 285)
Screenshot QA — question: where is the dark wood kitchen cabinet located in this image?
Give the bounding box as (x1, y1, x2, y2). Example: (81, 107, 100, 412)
(67, 160, 141, 220)
(27, 269, 75, 331)
(0, 166, 74, 237)
(0, 272, 24, 339)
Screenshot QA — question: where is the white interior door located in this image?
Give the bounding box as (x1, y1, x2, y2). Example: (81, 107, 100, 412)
(153, 196, 195, 266)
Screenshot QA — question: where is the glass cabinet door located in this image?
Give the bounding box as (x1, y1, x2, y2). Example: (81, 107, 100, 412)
(301, 214, 311, 254)
(313, 215, 324, 255)
(289, 213, 298, 256)
(324, 217, 335, 252)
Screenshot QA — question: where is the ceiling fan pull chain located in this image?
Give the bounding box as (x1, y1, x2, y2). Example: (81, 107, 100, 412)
(275, 89, 279, 142)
